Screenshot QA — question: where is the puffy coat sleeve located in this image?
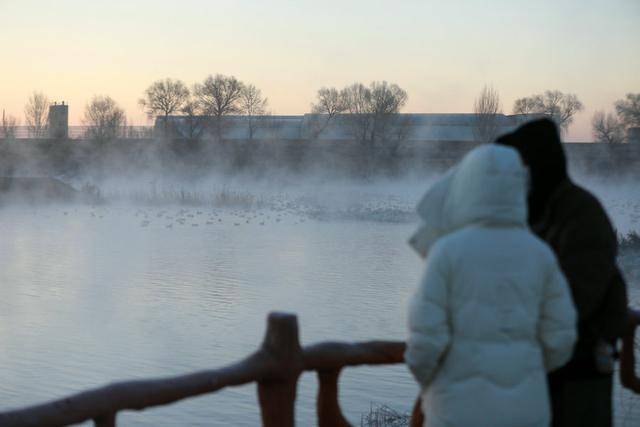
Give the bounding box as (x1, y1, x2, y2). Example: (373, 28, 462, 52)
(538, 257, 577, 372)
(405, 243, 451, 387)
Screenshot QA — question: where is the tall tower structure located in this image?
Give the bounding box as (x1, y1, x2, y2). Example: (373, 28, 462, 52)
(48, 102, 69, 139)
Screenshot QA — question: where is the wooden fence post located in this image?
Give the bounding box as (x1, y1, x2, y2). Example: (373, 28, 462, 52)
(257, 312, 303, 427)
(317, 369, 350, 427)
(94, 413, 116, 427)
(620, 309, 640, 393)
(410, 397, 424, 427)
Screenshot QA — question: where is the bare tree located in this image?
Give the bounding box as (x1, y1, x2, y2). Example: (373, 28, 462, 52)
(615, 93, 640, 129)
(1, 110, 18, 139)
(240, 84, 268, 140)
(513, 96, 541, 115)
(83, 95, 127, 142)
(139, 78, 190, 137)
(180, 99, 206, 140)
(312, 87, 346, 116)
(512, 90, 583, 133)
(193, 74, 244, 139)
(369, 81, 408, 142)
(342, 83, 373, 142)
(472, 85, 502, 143)
(309, 87, 347, 138)
(339, 81, 409, 175)
(540, 90, 583, 132)
(368, 81, 409, 173)
(592, 111, 625, 144)
(341, 81, 408, 144)
(24, 91, 49, 137)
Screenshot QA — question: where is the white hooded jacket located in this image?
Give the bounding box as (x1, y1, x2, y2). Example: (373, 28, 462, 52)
(405, 145, 577, 427)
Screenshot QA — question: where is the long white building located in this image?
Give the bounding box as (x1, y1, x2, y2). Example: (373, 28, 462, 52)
(155, 113, 535, 142)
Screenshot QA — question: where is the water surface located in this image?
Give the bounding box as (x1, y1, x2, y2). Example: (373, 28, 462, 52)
(0, 180, 638, 425)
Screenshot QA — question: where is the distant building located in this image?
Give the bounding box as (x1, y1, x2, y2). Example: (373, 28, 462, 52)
(154, 113, 535, 142)
(48, 102, 69, 139)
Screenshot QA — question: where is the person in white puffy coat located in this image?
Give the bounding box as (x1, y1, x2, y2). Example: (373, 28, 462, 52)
(405, 144, 577, 427)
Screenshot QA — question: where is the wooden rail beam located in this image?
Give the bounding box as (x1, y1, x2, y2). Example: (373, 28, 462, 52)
(93, 413, 116, 427)
(0, 350, 272, 427)
(304, 341, 405, 370)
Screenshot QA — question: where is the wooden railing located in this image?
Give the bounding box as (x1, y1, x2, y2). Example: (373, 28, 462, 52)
(0, 313, 404, 427)
(0, 309, 639, 427)
(620, 309, 640, 394)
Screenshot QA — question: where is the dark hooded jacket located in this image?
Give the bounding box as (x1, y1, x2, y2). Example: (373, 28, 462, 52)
(496, 119, 628, 378)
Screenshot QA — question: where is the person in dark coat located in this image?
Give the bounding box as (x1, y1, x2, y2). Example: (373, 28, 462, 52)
(496, 118, 628, 427)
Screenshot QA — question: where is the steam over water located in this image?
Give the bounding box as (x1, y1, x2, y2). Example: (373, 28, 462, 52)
(0, 177, 638, 425)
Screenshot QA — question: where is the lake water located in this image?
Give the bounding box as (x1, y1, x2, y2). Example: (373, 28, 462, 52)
(0, 179, 638, 426)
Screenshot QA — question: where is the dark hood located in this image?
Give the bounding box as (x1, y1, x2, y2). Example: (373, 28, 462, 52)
(495, 118, 568, 224)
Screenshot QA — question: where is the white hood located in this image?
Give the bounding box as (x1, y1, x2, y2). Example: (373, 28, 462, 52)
(410, 145, 527, 257)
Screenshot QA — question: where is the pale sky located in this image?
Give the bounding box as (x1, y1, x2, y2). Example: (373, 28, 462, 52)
(1, 0, 638, 141)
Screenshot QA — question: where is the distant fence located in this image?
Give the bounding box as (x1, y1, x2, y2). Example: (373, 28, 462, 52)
(9, 126, 153, 139)
(0, 310, 638, 427)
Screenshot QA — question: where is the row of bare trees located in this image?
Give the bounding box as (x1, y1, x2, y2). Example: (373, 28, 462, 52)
(3, 84, 637, 144)
(472, 87, 586, 143)
(139, 76, 411, 146)
(0, 76, 269, 142)
(472, 87, 583, 143)
(93, 85, 640, 144)
(472, 88, 640, 143)
(0, 92, 136, 142)
(512, 90, 584, 133)
(592, 94, 640, 143)
(139, 75, 268, 140)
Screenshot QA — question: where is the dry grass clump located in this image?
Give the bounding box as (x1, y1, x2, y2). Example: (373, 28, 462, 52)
(213, 188, 257, 208)
(361, 404, 410, 427)
(123, 189, 205, 206)
(620, 231, 640, 252)
(101, 186, 264, 208)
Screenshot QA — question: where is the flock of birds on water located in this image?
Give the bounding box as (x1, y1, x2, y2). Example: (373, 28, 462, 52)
(39, 189, 420, 228)
(19, 190, 640, 233)
(13, 189, 640, 301)
(54, 205, 310, 229)
(135, 207, 308, 228)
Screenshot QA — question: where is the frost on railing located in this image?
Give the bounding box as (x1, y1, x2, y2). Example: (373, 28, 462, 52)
(0, 310, 638, 427)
